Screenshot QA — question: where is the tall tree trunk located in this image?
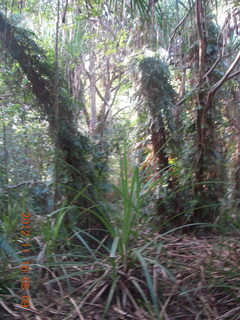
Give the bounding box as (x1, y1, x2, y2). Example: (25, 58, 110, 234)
(89, 48, 97, 134)
(139, 57, 175, 215)
(193, 0, 219, 222)
(149, 102, 169, 173)
(232, 86, 240, 205)
(234, 136, 240, 203)
(0, 11, 101, 215)
(194, 92, 218, 220)
(0, 104, 9, 212)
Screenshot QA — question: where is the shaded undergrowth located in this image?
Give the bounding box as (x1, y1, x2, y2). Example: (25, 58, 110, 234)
(1, 232, 240, 320)
(0, 157, 239, 320)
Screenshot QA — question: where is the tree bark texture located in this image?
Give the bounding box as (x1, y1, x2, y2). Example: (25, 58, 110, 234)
(193, 1, 219, 222)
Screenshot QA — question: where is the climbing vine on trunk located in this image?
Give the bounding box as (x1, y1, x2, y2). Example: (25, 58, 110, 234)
(139, 57, 176, 215)
(0, 11, 101, 212)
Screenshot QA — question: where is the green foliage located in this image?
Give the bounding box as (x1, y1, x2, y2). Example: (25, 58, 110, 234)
(64, 153, 170, 317)
(139, 57, 175, 108)
(34, 153, 171, 318)
(0, 237, 20, 263)
(88, 152, 152, 260)
(0, 1, 239, 318)
(41, 208, 69, 256)
(63, 21, 89, 60)
(138, 56, 177, 143)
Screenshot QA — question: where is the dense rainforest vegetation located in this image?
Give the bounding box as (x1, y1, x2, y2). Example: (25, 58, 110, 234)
(0, 0, 240, 319)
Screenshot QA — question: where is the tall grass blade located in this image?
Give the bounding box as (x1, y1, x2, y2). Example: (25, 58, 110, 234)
(103, 278, 118, 317)
(136, 251, 161, 319)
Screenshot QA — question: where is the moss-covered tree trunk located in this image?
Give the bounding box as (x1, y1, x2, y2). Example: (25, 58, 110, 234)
(139, 57, 175, 215)
(0, 11, 100, 213)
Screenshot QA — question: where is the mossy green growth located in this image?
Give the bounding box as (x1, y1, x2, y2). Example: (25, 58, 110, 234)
(139, 57, 175, 105)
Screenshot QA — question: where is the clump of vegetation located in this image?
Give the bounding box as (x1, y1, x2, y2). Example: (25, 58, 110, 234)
(0, 0, 240, 319)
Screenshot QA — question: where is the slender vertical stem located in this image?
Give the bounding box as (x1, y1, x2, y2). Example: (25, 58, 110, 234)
(1, 104, 9, 186)
(53, 0, 61, 209)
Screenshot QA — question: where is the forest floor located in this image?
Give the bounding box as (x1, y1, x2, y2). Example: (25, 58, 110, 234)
(1, 233, 240, 320)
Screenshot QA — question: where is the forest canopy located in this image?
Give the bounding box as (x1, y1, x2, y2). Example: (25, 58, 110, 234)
(0, 0, 240, 319)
